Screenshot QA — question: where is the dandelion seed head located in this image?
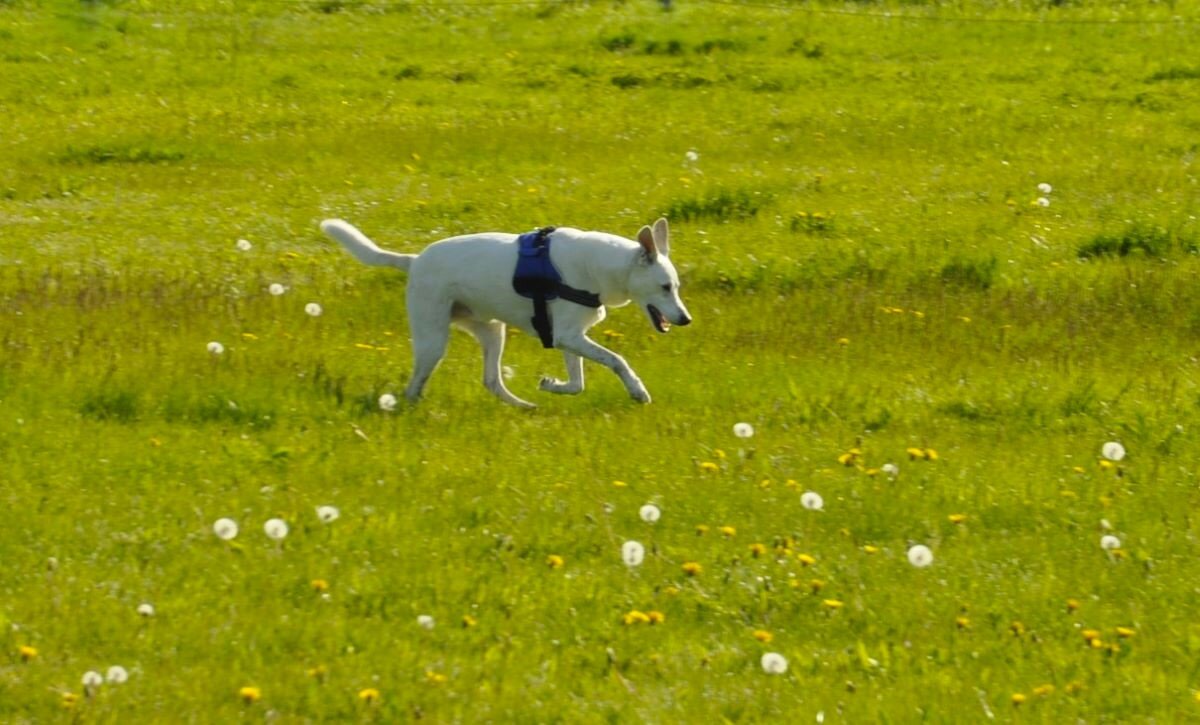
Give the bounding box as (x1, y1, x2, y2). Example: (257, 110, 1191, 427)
(639, 504, 661, 523)
(136, 602, 155, 617)
(236, 239, 253, 251)
(263, 518, 289, 541)
(316, 505, 340, 523)
(907, 544, 934, 568)
(881, 462, 899, 478)
(685, 150, 700, 162)
(801, 491, 824, 511)
(733, 422, 754, 439)
(268, 283, 286, 296)
(105, 665, 129, 684)
(1101, 441, 1125, 461)
(213, 517, 239, 541)
(1036, 197, 1050, 207)
(760, 652, 788, 674)
(1100, 534, 1121, 551)
(378, 393, 397, 411)
(206, 341, 225, 355)
(417, 614, 435, 630)
(622, 540, 645, 567)
(1037, 183, 1053, 195)
(305, 302, 323, 317)
(81, 671, 103, 688)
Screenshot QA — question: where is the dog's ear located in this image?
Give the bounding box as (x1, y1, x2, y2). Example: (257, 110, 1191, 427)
(651, 217, 670, 257)
(636, 225, 658, 263)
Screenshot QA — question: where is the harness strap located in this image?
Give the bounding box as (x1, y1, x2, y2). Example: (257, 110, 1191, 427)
(512, 227, 602, 349)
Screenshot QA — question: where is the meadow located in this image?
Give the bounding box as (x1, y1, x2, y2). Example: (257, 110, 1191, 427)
(2, 0, 1200, 720)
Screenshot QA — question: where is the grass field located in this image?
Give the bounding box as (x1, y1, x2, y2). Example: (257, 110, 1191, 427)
(3, 0, 1200, 720)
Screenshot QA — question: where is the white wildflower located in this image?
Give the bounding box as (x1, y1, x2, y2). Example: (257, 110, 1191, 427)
(263, 518, 289, 541)
(638, 504, 661, 523)
(621, 540, 645, 567)
(907, 544, 934, 568)
(760, 652, 788, 674)
(801, 491, 824, 511)
(212, 518, 239, 541)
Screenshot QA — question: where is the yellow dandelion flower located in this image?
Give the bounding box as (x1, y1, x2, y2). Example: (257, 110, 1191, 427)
(785, 478, 800, 488)
(837, 452, 856, 466)
(714, 448, 726, 459)
(955, 616, 971, 629)
(948, 514, 967, 524)
(822, 599, 844, 609)
(546, 554, 564, 569)
(241, 332, 258, 341)
(306, 664, 328, 680)
(1107, 642, 1121, 655)
(1116, 626, 1136, 638)
(682, 562, 702, 576)
(862, 545, 879, 554)
(602, 329, 624, 339)
(623, 610, 650, 625)
(61, 692, 78, 709)
(1011, 693, 1027, 706)
(1072, 466, 1086, 474)
(1033, 684, 1055, 697)
(311, 579, 329, 592)
(358, 688, 381, 704)
(699, 461, 719, 473)
(18, 645, 37, 661)
(647, 610, 666, 625)
(957, 315, 971, 323)
(425, 671, 448, 684)
(1089, 637, 1105, 649)
(1099, 459, 1115, 471)
(906, 447, 925, 460)
(809, 579, 825, 593)
(1066, 598, 1080, 613)
(1010, 621, 1026, 636)
(759, 479, 771, 489)
(911, 310, 925, 319)
(749, 543, 766, 558)
(753, 629, 773, 643)
(797, 553, 816, 566)
(239, 686, 262, 704)
(462, 614, 477, 628)
(719, 525, 736, 537)
(924, 448, 939, 461)
(663, 586, 680, 596)
(695, 524, 709, 536)
(612, 480, 627, 488)
(836, 337, 850, 346)
(865, 467, 880, 477)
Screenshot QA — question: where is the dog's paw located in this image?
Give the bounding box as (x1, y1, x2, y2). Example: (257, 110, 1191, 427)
(539, 376, 581, 395)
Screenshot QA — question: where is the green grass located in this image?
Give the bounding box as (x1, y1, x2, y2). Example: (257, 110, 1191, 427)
(3, 0, 1200, 720)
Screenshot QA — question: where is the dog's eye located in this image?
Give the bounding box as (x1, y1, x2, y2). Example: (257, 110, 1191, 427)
(661, 284, 672, 292)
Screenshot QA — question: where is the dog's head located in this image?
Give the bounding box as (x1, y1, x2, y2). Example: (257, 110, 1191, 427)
(627, 218, 691, 333)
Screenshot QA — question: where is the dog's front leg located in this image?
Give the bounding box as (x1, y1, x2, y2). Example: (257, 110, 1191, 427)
(539, 351, 585, 395)
(553, 334, 650, 403)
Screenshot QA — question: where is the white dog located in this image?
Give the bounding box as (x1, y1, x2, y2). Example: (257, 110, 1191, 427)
(319, 218, 690, 407)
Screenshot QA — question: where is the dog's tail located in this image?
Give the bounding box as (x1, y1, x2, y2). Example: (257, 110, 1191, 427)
(320, 219, 415, 271)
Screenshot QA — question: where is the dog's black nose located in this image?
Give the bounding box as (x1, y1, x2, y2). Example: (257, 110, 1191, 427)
(676, 314, 692, 326)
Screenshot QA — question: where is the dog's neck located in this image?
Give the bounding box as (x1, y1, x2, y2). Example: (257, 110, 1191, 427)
(551, 229, 640, 308)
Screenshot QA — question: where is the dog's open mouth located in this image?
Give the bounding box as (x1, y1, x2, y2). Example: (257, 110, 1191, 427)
(647, 304, 671, 333)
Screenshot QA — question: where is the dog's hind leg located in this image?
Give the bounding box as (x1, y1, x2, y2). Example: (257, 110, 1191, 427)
(539, 351, 584, 395)
(404, 295, 452, 403)
(459, 320, 536, 409)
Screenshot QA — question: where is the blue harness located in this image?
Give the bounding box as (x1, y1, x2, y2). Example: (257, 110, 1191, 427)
(512, 226, 602, 348)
